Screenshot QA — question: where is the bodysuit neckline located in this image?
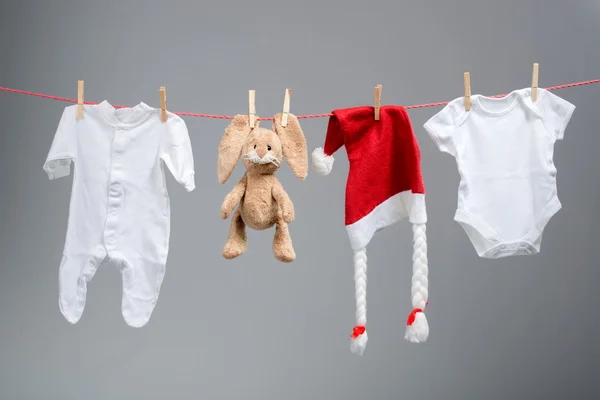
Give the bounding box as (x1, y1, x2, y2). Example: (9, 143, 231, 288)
(473, 88, 529, 117)
(97, 100, 156, 129)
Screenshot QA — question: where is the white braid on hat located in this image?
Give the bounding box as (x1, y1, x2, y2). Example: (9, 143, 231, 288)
(349, 222, 429, 355)
(405, 223, 429, 342)
(350, 248, 368, 355)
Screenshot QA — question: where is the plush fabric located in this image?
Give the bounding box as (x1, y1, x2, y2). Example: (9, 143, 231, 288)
(218, 113, 307, 262)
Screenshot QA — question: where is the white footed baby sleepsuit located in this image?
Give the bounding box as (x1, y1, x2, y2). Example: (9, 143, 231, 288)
(44, 101, 195, 327)
(424, 88, 575, 258)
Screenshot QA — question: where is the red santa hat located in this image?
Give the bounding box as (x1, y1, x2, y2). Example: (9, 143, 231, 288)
(311, 105, 429, 355)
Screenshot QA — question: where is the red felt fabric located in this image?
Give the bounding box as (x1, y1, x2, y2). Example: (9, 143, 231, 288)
(323, 105, 425, 226)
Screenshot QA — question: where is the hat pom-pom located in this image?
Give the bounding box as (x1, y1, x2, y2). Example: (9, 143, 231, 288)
(311, 147, 334, 176)
(404, 308, 429, 343)
(350, 325, 368, 355)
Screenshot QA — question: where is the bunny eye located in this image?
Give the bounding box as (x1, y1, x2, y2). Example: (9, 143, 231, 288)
(253, 145, 257, 149)
(267, 145, 272, 151)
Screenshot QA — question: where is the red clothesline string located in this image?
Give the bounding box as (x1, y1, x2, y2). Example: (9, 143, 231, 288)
(1, 79, 599, 120)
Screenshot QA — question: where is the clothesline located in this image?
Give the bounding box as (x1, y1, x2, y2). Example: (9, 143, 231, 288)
(1, 78, 599, 120)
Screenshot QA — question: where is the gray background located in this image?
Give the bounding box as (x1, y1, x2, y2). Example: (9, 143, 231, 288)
(1, 0, 599, 399)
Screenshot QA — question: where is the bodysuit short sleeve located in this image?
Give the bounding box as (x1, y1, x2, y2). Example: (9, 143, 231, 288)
(423, 101, 459, 156)
(537, 88, 575, 141)
(43, 105, 77, 180)
(160, 114, 195, 192)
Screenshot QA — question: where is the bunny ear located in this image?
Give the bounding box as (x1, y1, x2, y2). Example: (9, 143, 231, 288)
(218, 114, 251, 184)
(273, 113, 308, 180)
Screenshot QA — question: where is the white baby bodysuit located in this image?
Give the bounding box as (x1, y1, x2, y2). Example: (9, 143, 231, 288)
(44, 101, 195, 327)
(424, 88, 575, 258)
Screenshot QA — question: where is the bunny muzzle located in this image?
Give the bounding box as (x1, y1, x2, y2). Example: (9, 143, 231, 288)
(243, 148, 282, 167)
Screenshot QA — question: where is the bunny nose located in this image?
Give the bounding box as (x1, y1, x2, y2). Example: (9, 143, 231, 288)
(256, 148, 267, 158)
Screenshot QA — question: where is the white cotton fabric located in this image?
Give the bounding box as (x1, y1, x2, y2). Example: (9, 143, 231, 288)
(44, 101, 195, 327)
(425, 88, 575, 258)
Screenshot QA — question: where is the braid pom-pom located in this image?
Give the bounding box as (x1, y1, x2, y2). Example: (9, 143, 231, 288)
(405, 223, 429, 343)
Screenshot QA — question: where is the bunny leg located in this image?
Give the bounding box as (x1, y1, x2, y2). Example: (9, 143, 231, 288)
(273, 212, 296, 263)
(223, 208, 248, 259)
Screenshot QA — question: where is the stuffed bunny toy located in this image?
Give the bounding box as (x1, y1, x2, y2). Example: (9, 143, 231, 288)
(217, 113, 308, 262)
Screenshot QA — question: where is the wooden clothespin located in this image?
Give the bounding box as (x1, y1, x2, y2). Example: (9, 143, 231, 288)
(531, 63, 539, 102)
(77, 80, 84, 119)
(464, 72, 471, 111)
(374, 84, 382, 120)
(249, 89, 256, 129)
(159, 86, 167, 122)
(281, 88, 291, 127)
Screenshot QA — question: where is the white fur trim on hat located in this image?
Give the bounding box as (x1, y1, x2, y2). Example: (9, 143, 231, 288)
(311, 147, 334, 176)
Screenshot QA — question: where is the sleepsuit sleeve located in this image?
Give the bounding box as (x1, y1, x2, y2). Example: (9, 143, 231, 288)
(43, 105, 77, 180)
(160, 114, 196, 192)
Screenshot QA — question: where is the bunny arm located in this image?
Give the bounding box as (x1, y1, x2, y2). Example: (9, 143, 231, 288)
(272, 179, 294, 223)
(220, 173, 248, 219)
